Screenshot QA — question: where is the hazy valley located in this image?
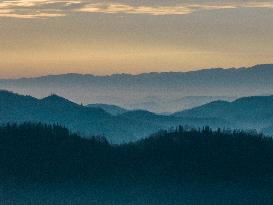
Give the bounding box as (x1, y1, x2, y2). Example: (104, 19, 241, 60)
(1, 64, 273, 204)
(1, 64, 273, 113)
(2, 1, 273, 202)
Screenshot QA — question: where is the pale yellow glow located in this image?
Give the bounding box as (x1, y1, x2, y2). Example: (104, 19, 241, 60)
(1, 45, 272, 78)
(1, 1, 273, 78)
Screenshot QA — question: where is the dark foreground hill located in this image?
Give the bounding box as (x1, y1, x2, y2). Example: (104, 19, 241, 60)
(0, 90, 230, 143)
(1, 123, 273, 204)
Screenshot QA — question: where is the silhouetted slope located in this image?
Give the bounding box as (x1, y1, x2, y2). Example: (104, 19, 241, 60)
(87, 103, 128, 115)
(2, 123, 273, 204)
(174, 100, 229, 118)
(0, 91, 131, 143)
(0, 91, 231, 143)
(173, 95, 273, 132)
(1, 123, 273, 185)
(120, 110, 161, 120)
(166, 95, 235, 112)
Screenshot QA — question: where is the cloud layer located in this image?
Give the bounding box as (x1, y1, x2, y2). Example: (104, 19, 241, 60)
(1, 0, 273, 18)
(0, 0, 81, 18)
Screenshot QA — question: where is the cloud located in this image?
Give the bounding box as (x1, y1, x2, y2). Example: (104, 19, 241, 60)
(0, 12, 65, 19)
(0, 0, 82, 18)
(244, 2, 273, 9)
(78, 2, 273, 16)
(78, 3, 193, 15)
(77, 2, 238, 16)
(1, 0, 273, 19)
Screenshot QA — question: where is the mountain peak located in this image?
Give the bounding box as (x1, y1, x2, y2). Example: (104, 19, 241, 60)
(41, 94, 74, 104)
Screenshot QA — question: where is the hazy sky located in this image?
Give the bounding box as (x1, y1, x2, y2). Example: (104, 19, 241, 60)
(1, 0, 273, 78)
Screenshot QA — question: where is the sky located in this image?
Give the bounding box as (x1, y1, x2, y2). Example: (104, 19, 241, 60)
(1, 0, 273, 78)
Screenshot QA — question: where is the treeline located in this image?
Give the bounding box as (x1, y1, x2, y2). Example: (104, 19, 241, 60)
(1, 123, 273, 186)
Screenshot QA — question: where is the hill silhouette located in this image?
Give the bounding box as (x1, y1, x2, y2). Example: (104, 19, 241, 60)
(87, 103, 128, 115)
(1, 123, 273, 204)
(0, 91, 229, 143)
(173, 95, 273, 134)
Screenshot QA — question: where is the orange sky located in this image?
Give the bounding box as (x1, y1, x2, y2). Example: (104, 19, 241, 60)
(1, 0, 273, 78)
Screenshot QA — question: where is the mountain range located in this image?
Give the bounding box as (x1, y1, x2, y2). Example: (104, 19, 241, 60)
(1, 90, 273, 142)
(1, 64, 273, 112)
(0, 91, 229, 143)
(173, 96, 273, 135)
(87, 103, 128, 116)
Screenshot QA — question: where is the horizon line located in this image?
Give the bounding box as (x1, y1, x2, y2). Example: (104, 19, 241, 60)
(0, 63, 272, 80)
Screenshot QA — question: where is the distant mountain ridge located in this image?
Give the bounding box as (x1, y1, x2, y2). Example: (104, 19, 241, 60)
(1, 90, 273, 142)
(173, 95, 273, 134)
(87, 104, 128, 116)
(0, 91, 230, 143)
(1, 64, 273, 112)
(2, 64, 272, 81)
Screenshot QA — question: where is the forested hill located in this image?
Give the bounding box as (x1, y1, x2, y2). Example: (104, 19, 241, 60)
(1, 123, 273, 186)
